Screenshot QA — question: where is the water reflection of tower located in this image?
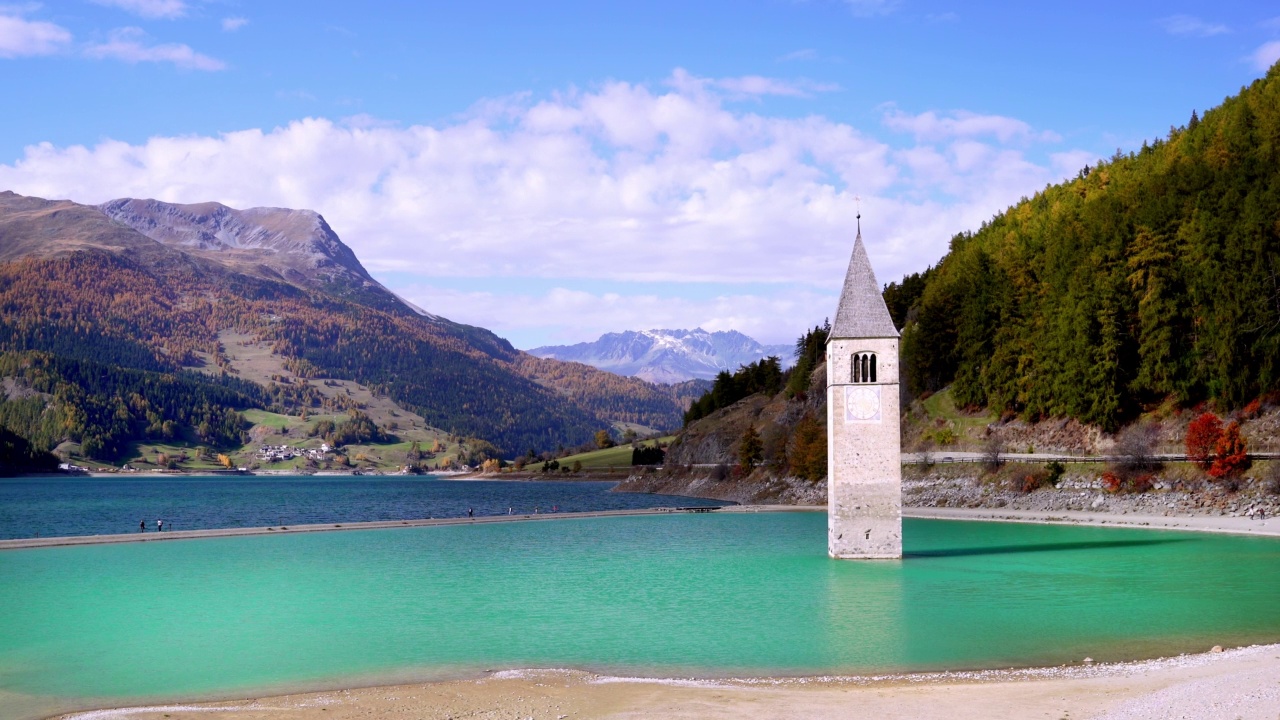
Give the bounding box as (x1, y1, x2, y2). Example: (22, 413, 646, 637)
(826, 212, 903, 559)
(818, 559, 906, 669)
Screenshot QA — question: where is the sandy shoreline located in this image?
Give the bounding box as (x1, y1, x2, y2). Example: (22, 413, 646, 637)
(17, 506, 1280, 719)
(50, 643, 1280, 720)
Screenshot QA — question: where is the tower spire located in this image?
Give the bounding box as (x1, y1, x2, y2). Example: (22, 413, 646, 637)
(829, 208, 897, 340)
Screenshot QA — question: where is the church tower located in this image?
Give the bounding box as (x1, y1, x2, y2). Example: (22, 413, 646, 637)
(826, 216, 902, 559)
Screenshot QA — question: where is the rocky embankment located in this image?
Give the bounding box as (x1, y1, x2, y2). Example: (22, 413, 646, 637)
(617, 463, 1280, 521)
(906, 466, 1280, 518)
(614, 468, 825, 505)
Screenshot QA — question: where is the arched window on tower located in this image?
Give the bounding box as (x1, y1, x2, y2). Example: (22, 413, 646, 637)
(851, 353, 878, 383)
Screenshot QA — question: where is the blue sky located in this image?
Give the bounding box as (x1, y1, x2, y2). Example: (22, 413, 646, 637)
(2, 1, 1278, 348)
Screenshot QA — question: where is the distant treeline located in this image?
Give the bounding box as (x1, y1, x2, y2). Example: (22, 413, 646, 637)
(683, 357, 783, 425)
(309, 410, 394, 447)
(0, 351, 261, 460)
(886, 64, 1280, 430)
(0, 425, 58, 475)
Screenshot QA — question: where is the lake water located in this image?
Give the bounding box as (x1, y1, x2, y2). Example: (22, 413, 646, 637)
(2, 513, 1280, 720)
(0, 475, 721, 539)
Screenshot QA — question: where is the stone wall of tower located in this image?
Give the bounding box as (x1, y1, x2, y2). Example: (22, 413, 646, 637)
(826, 336, 902, 559)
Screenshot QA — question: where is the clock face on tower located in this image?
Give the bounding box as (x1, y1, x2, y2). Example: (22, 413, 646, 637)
(844, 385, 882, 424)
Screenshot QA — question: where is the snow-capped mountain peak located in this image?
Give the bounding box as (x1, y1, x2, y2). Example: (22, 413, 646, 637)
(529, 328, 794, 384)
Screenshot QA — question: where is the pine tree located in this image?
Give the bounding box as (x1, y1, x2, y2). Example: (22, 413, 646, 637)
(737, 425, 763, 470)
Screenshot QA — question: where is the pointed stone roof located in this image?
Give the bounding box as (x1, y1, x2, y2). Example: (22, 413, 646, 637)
(829, 225, 899, 340)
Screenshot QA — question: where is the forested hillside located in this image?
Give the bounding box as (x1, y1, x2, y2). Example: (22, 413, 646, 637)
(888, 63, 1280, 430)
(0, 193, 689, 459)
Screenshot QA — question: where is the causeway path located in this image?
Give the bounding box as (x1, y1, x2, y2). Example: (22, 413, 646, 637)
(0, 505, 821, 550)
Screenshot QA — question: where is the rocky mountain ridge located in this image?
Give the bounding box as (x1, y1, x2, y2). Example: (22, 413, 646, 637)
(96, 197, 411, 313)
(530, 328, 793, 384)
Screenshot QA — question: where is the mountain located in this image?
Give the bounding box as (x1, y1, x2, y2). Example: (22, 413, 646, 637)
(96, 198, 409, 313)
(0, 191, 687, 458)
(529, 328, 795, 384)
(887, 63, 1280, 430)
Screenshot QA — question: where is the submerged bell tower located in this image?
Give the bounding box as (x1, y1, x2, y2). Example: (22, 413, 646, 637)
(826, 214, 902, 559)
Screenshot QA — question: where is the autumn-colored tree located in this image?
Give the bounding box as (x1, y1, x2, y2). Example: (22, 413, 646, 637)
(788, 414, 827, 481)
(738, 425, 763, 470)
(1185, 412, 1222, 469)
(1208, 420, 1250, 478)
(216, 453, 233, 469)
(571, 459, 583, 473)
(595, 429, 615, 449)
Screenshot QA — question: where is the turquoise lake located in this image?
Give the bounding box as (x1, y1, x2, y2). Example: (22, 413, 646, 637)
(3, 513, 1280, 719)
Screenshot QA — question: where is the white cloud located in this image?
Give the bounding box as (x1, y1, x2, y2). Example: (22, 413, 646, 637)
(664, 67, 838, 99)
(777, 48, 818, 62)
(84, 27, 225, 70)
(1158, 14, 1229, 37)
(1252, 41, 1280, 72)
(276, 88, 315, 101)
(0, 13, 71, 57)
(712, 74, 840, 98)
(844, 0, 898, 18)
(0, 3, 44, 14)
(91, 0, 187, 19)
(221, 16, 247, 32)
(882, 107, 1061, 144)
(0, 69, 1092, 344)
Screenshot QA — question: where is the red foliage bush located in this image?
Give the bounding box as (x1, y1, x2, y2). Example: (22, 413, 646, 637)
(1185, 412, 1223, 469)
(1101, 472, 1122, 493)
(1208, 421, 1250, 478)
(1242, 399, 1263, 419)
(1020, 472, 1050, 493)
(1130, 474, 1155, 494)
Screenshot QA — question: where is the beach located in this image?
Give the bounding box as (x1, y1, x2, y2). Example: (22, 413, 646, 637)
(54, 643, 1280, 720)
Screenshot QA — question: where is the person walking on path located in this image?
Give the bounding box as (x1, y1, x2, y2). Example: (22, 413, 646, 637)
(139, 519, 145, 533)
(157, 518, 163, 532)
(467, 508, 474, 518)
